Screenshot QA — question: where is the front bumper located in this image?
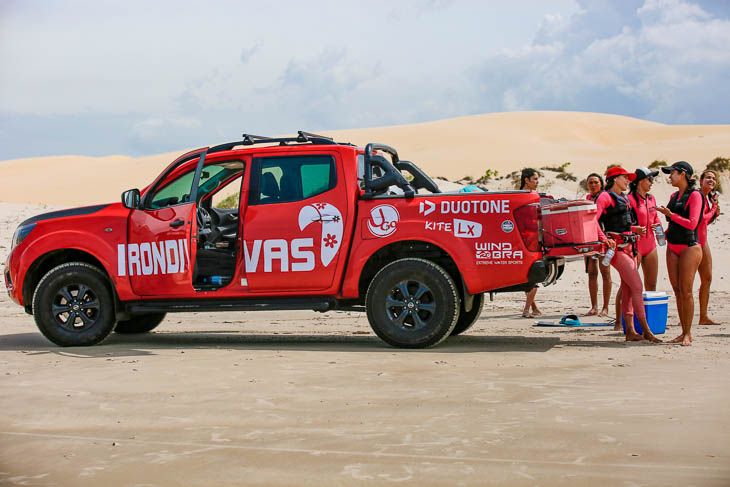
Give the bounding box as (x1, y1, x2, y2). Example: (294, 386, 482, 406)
(4, 251, 22, 306)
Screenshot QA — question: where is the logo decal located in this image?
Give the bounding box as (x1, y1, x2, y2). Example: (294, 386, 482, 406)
(475, 242, 523, 265)
(419, 200, 436, 216)
(425, 219, 482, 238)
(298, 203, 343, 267)
(427, 199, 510, 215)
(453, 219, 483, 238)
(501, 220, 515, 233)
(367, 204, 400, 237)
(117, 239, 189, 277)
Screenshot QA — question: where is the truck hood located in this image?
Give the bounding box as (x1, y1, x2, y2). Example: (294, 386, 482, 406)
(18, 204, 113, 227)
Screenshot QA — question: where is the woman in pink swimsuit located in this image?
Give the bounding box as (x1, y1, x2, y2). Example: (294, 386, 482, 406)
(584, 173, 612, 316)
(628, 167, 661, 291)
(596, 167, 660, 343)
(697, 169, 721, 325)
(657, 161, 705, 346)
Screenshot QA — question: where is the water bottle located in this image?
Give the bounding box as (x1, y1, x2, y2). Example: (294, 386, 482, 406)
(202, 275, 226, 285)
(601, 247, 615, 267)
(654, 225, 666, 246)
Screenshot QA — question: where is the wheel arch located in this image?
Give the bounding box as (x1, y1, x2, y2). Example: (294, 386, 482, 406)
(356, 240, 461, 303)
(23, 249, 115, 314)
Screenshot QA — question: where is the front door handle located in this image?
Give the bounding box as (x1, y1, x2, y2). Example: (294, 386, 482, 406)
(170, 219, 185, 228)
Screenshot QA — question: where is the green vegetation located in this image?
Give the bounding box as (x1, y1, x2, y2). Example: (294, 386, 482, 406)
(216, 193, 239, 210)
(476, 169, 499, 184)
(648, 160, 667, 169)
(706, 156, 730, 173)
(705, 157, 730, 193)
(541, 162, 571, 173)
(557, 172, 577, 182)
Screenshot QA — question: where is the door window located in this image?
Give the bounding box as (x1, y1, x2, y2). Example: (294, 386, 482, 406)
(148, 170, 196, 209)
(252, 155, 336, 205)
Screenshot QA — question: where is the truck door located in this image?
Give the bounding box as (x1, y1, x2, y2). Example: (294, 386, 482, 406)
(125, 151, 203, 296)
(242, 152, 347, 292)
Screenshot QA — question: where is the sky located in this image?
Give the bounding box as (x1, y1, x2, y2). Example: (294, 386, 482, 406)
(1, 0, 729, 160)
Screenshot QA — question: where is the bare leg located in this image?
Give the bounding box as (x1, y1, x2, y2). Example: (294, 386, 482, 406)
(640, 249, 659, 292)
(523, 288, 537, 318)
(530, 288, 542, 315)
(586, 258, 599, 315)
(599, 261, 612, 316)
(666, 249, 682, 334)
(669, 246, 703, 346)
(698, 242, 719, 325)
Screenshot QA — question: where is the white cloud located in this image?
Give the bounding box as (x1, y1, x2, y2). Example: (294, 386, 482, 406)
(474, 0, 730, 124)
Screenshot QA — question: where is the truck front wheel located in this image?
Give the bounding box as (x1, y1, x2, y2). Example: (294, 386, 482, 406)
(114, 313, 166, 334)
(450, 292, 485, 336)
(32, 262, 116, 347)
(366, 258, 460, 348)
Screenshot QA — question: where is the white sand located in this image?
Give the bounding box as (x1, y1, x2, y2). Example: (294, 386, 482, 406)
(1, 111, 729, 485)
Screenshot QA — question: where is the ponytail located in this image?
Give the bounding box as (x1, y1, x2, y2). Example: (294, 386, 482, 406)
(520, 168, 537, 190)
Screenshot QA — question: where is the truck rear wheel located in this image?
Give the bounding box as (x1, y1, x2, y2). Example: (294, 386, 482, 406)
(450, 292, 485, 336)
(366, 258, 460, 348)
(114, 313, 166, 334)
(32, 262, 116, 347)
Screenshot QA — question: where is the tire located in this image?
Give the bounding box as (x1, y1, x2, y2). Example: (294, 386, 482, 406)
(450, 292, 485, 336)
(114, 313, 166, 334)
(32, 262, 116, 347)
(366, 258, 460, 348)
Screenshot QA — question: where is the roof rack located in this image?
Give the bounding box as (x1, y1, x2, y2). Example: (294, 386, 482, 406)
(240, 130, 336, 146)
(203, 131, 340, 156)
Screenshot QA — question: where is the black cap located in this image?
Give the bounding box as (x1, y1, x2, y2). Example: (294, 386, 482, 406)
(634, 167, 659, 182)
(661, 161, 694, 176)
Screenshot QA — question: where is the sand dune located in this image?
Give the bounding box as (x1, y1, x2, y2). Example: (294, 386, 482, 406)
(1, 111, 729, 206)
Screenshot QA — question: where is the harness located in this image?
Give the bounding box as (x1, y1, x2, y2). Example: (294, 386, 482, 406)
(666, 189, 705, 246)
(597, 191, 639, 257)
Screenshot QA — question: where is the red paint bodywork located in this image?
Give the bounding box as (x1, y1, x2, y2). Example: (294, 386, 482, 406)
(5, 143, 592, 311)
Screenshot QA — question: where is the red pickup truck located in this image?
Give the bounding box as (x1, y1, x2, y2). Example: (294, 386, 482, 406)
(4, 132, 599, 348)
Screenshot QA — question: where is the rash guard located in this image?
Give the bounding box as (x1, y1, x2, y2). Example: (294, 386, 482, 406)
(628, 192, 661, 256)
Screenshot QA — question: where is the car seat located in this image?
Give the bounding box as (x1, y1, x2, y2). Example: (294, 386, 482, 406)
(259, 172, 280, 203)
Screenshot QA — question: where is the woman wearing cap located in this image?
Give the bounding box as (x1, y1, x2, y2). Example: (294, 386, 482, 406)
(595, 167, 661, 342)
(520, 168, 543, 318)
(628, 167, 662, 291)
(583, 173, 612, 316)
(657, 161, 705, 346)
(697, 169, 721, 325)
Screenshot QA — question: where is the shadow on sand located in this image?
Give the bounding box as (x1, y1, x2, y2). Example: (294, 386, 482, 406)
(0, 329, 636, 358)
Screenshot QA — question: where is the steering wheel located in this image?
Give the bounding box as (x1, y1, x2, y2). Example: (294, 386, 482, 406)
(197, 206, 212, 231)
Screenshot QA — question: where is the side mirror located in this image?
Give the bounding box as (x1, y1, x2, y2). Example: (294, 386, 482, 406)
(122, 189, 141, 209)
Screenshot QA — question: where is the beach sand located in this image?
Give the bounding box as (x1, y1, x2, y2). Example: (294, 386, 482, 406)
(1, 112, 729, 485)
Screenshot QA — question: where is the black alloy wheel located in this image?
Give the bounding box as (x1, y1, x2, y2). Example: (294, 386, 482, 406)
(366, 258, 460, 348)
(33, 262, 116, 346)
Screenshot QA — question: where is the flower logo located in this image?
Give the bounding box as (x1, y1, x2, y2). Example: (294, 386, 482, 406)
(323, 234, 338, 248)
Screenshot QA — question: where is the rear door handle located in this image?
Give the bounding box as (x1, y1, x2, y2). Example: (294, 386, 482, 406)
(170, 219, 185, 228)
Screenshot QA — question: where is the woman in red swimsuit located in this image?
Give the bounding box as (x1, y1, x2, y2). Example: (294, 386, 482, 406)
(584, 173, 612, 316)
(697, 169, 721, 325)
(628, 167, 661, 291)
(596, 167, 661, 343)
(657, 161, 705, 346)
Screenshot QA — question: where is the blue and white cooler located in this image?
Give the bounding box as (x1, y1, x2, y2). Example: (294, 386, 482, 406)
(621, 291, 669, 335)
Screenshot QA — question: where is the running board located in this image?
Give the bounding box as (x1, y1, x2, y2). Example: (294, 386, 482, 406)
(125, 298, 336, 314)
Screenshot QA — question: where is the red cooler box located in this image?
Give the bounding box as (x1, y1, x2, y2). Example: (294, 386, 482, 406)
(541, 200, 598, 247)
